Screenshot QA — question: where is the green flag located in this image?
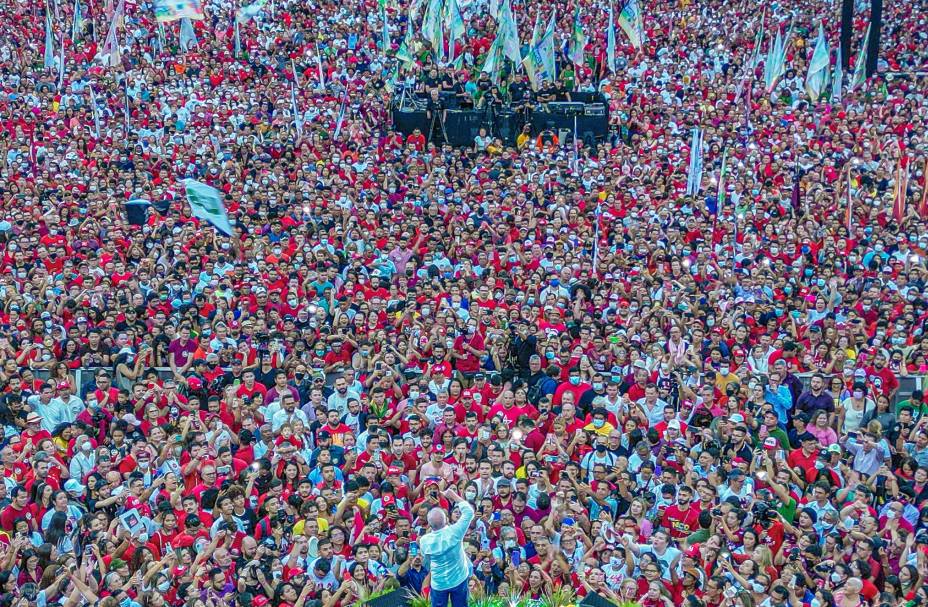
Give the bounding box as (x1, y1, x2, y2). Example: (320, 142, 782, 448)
(184, 179, 233, 236)
(568, 6, 586, 66)
(850, 21, 870, 91)
(717, 149, 729, 209)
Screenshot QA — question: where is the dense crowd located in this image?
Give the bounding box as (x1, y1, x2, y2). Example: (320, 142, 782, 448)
(0, 0, 927, 605)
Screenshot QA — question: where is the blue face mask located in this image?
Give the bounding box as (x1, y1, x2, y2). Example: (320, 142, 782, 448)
(545, 352, 555, 360)
(569, 376, 580, 386)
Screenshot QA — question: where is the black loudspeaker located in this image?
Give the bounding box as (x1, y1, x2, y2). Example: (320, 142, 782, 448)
(580, 591, 616, 607)
(866, 0, 882, 77)
(570, 91, 606, 104)
(494, 111, 522, 146)
(392, 109, 429, 138)
(840, 0, 853, 70)
(444, 110, 487, 147)
(365, 589, 412, 607)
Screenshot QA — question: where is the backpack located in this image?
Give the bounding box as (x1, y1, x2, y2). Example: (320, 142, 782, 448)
(527, 375, 556, 405)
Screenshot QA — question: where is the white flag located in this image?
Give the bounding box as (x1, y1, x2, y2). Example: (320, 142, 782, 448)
(44, 14, 56, 69)
(606, 2, 616, 74)
(498, 0, 521, 64)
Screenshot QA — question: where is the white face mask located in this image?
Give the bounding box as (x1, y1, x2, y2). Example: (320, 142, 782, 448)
(464, 490, 477, 501)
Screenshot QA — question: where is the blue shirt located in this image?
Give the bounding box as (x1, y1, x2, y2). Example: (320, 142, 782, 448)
(420, 502, 475, 591)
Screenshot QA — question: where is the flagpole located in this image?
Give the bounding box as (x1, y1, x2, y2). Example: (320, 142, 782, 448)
(315, 42, 326, 89)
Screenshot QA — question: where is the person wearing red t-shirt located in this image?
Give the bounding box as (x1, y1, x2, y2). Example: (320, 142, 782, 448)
(236, 370, 268, 401)
(486, 391, 531, 426)
(405, 129, 426, 151)
(18, 412, 52, 451)
(88, 372, 121, 410)
(0, 486, 36, 532)
(317, 411, 352, 447)
(866, 353, 900, 399)
(786, 432, 820, 478)
(660, 486, 701, 539)
(451, 321, 485, 378)
(552, 369, 592, 406)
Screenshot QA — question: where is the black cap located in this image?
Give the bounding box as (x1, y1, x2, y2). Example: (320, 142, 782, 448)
(185, 514, 202, 527)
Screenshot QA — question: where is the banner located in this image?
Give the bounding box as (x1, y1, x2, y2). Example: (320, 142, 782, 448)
(154, 0, 204, 22)
(521, 12, 555, 89)
(617, 0, 644, 49)
(184, 179, 233, 236)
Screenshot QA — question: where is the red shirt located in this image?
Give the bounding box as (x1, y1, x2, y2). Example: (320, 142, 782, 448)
(661, 503, 701, 539)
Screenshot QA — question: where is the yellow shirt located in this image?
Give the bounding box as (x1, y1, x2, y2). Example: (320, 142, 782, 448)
(582, 421, 615, 437)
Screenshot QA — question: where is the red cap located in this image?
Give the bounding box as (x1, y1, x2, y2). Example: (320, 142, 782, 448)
(386, 466, 402, 476)
(382, 493, 396, 506)
(732, 457, 748, 465)
(254, 596, 269, 607)
(433, 444, 445, 453)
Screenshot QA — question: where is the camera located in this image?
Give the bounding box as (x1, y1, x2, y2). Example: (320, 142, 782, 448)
(753, 503, 775, 527)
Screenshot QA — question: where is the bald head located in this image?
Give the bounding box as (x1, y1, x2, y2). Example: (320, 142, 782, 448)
(427, 507, 447, 530)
